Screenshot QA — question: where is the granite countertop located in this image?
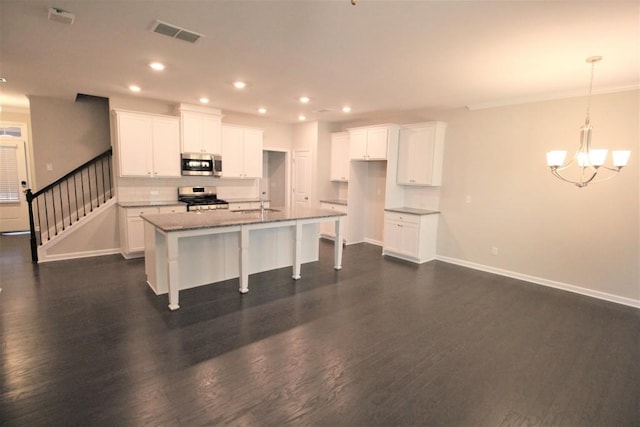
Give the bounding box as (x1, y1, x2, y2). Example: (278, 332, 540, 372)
(320, 199, 348, 206)
(142, 206, 345, 232)
(118, 200, 186, 208)
(385, 207, 440, 215)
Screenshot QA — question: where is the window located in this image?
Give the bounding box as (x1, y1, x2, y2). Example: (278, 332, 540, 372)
(0, 125, 22, 138)
(0, 144, 20, 202)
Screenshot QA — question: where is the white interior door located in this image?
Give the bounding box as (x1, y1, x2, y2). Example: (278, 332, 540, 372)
(293, 150, 311, 209)
(0, 137, 30, 232)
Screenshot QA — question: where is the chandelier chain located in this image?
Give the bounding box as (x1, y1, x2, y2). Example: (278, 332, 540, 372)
(585, 59, 596, 125)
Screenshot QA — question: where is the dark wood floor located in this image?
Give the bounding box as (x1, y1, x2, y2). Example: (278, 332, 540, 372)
(0, 234, 638, 426)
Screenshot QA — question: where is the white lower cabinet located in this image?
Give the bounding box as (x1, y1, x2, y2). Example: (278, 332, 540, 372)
(383, 211, 438, 263)
(119, 205, 186, 259)
(319, 202, 348, 243)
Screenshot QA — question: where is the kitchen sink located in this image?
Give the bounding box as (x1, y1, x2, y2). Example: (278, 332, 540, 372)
(237, 208, 280, 214)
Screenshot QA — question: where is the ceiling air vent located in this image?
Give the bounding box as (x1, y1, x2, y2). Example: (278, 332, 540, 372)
(151, 20, 204, 43)
(48, 7, 75, 25)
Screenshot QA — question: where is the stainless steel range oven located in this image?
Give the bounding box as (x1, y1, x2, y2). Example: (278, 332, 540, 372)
(178, 186, 229, 212)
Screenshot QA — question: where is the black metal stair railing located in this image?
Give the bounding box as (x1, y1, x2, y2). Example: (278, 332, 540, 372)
(25, 148, 114, 262)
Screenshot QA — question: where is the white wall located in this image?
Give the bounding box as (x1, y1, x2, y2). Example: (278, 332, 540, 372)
(222, 110, 293, 152)
(436, 90, 639, 303)
(316, 121, 338, 203)
(263, 151, 287, 206)
(29, 95, 110, 189)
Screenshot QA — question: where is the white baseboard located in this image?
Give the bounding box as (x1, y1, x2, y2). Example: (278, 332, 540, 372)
(38, 248, 121, 263)
(364, 238, 383, 247)
(436, 255, 640, 309)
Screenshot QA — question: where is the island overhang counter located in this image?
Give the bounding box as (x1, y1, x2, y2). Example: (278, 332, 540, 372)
(142, 207, 346, 310)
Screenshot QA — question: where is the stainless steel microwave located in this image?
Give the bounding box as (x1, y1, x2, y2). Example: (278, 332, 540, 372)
(181, 153, 222, 176)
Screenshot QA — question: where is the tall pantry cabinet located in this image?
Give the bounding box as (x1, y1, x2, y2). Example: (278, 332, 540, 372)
(382, 121, 446, 264)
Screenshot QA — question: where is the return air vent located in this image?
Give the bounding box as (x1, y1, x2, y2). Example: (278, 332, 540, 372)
(151, 20, 204, 43)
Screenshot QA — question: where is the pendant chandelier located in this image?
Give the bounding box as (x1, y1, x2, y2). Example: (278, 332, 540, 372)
(546, 56, 631, 188)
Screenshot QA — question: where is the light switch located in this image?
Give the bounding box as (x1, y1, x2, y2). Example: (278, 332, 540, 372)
(46, 163, 53, 171)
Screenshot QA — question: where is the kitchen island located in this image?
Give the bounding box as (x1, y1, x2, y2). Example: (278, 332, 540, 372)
(142, 207, 346, 310)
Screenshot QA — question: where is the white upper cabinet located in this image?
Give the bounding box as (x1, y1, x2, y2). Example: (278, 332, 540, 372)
(330, 132, 350, 181)
(179, 109, 222, 154)
(151, 116, 182, 177)
(348, 125, 395, 160)
(114, 110, 181, 178)
(221, 124, 263, 178)
(397, 122, 446, 186)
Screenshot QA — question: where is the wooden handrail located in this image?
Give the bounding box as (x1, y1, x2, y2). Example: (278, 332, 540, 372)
(26, 148, 113, 201)
(25, 147, 114, 262)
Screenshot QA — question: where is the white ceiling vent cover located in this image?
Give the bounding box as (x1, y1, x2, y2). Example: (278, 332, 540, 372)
(151, 20, 204, 43)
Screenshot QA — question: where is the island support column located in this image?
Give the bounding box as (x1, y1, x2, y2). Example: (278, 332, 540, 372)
(167, 233, 180, 310)
(292, 222, 303, 280)
(239, 227, 250, 293)
(334, 216, 344, 270)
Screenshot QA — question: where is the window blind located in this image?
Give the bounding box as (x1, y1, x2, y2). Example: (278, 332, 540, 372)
(0, 145, 20, 202)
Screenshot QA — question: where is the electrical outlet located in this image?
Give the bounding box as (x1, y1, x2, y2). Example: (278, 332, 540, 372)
(150, 190, 160, 196)
(466, 195, 472, 204)
(46, 163, 53, 171)
(491, 246, 498, 256)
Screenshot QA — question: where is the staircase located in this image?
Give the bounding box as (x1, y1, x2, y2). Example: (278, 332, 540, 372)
(25, 148, 114, 262)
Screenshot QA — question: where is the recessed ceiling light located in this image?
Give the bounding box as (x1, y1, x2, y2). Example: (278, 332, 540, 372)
(233, 81, 247, 89)
(342, 106, 352, 113)
(258, 107, 267, 114)
(298, 115, 306, 121)
(129, 85, 141, 92)
(199, 97, 209, 104)
(299, 96, 310, 104)
(148, 62, 165, 71)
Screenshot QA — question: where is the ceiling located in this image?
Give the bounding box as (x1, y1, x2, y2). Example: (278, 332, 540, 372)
(1, 1, 638, 123)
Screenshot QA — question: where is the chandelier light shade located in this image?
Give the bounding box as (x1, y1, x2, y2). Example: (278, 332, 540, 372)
(546, 56, 631, 188)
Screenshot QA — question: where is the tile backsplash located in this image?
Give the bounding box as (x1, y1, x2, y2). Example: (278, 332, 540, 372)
(116, 176, 260, 202)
